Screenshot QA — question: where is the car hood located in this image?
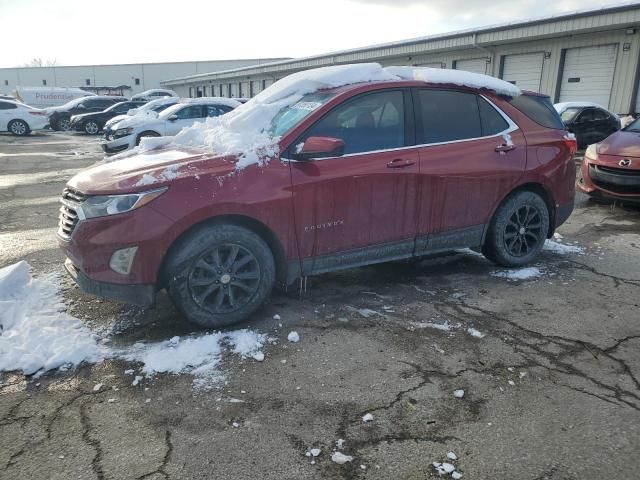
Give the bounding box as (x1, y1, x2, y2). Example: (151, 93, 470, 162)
(71, 112, 100, 121)
(597, 130, 640, 158)
(114, 111, 161, 129)
(68, 146, 238, 194)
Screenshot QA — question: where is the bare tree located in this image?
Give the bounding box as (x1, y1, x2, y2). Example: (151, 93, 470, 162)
(23, 58, 58, 67)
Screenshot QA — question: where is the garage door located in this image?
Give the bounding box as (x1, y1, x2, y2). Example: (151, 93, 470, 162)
(454, 58, 488, 74)
(559, 44, 617, 107)
(502, 52, 544, 92)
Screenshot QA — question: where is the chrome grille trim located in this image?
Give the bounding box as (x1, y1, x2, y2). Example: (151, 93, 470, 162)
(58, 188, 86, 239)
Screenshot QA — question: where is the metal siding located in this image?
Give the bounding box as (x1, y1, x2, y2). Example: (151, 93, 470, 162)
(559, 44, 618, 107)
(502, 52, 545, 91)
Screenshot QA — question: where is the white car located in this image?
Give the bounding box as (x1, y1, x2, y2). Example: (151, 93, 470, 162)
(101, 97, 241, 154)
(131, 89, 178, 102)
(0, 99, 48, 136)
(103, 96, 180, 133)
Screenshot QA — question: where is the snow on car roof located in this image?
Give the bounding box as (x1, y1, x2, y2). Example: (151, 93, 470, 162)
(178, 97, 243, 108)
(123, 63, 522, 169)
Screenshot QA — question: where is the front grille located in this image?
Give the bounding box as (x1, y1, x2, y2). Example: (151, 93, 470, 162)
(596, 164, 640, 176)
(62, 187, 87, 203)
(589, 164, 640, 195)
(58, 187, 86, 238)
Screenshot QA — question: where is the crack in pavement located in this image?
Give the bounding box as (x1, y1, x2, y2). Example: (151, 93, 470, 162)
(136, 430, 173, 480)
(80, 400, 105, 480)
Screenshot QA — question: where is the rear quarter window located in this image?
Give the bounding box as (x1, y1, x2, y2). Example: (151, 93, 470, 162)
(509, 94, 565, 130)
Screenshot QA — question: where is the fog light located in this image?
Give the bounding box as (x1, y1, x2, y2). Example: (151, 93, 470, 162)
(109, 246, 138, 275)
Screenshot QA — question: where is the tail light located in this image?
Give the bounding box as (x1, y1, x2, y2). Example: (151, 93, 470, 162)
(563, 133, 577, 156)
(28, 111, 46, 116)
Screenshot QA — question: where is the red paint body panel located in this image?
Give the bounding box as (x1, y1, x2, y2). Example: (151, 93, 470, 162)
(57, 79, 575, 293)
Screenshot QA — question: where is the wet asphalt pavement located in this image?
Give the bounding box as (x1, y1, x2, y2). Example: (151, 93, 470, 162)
(0, 131, 639, 480)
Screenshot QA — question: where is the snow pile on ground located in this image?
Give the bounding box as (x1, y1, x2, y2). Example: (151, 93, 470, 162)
(0, 262, 267, 385)
(122, 63, 520, 169)
(0, 262, 105, 375)
(433, 451, 463, 478)
(410, 320, 485, 339)
(490, 267, 543, 281)
(331, 451, 354, 464)
(543, 239, 584, 255)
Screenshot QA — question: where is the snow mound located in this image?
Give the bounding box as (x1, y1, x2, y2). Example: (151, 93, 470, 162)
(543, 240, 584, 255)
(490, 267, 542, 280)
(331, 452, 354, 464)
(0, 262, 105, 375)
(287, 331, 300, 343)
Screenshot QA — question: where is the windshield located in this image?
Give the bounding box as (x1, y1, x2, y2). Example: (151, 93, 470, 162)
(624, 117, 640, 132)
(560, 108, 580, 123)
(59, 96, 92, 109)
(269, 92, 336, 137)
(152, 103, 174, 113)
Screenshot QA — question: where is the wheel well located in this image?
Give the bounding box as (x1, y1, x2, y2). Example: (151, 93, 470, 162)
(157, 214, 288, 289)
(498, 183, 556, 238)
(136, 131, 161, 143)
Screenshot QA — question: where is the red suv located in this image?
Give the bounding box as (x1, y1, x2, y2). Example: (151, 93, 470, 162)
(57, 75, 576, 327)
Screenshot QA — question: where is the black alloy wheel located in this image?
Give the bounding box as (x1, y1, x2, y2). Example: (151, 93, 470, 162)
(188, 244, 261, 314)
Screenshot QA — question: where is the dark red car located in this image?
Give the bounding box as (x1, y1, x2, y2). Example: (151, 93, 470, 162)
(58, 78, 576, 327)
(577, 117, 640, 203)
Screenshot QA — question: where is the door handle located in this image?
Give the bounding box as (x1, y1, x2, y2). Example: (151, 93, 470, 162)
(386, 158, 416, 168)
(495, 144, 516, 153)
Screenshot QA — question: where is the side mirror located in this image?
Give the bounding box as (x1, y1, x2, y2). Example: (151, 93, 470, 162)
(292, 136, 345, 160)
(168, 114, 178, 121)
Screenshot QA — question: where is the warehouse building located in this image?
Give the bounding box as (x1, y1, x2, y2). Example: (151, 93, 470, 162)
(162, 3, 640, 114)
(0, 58, 288, 97)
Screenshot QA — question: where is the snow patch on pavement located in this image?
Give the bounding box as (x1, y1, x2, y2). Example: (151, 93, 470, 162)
(543, 239, 584, 255)
(0, 262, 268, 387)
(490, 267, 543, 281)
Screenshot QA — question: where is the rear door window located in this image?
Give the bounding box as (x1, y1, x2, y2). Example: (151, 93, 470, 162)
(0, 101, 17, 110)
(299, 90, 406, 155)
(509, 94, 565, 129)
(416, 89, 481, 143)
(478, 97, 509, 136)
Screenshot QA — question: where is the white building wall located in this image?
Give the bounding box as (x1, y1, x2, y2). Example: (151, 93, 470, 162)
(0, 59, 287, 97)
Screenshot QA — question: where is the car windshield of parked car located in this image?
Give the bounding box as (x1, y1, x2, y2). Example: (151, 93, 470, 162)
(623, 117, 640, 132)
(560, 108, 580, 123)
(269, 92, 336, 137)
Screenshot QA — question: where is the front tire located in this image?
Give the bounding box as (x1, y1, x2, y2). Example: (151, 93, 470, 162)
(482, 191, 550, 267)
(136, 131, 160, 145)
(84, 121, 99, 135)
(165, 224, 276, 328)
(8, 119, 29, 136)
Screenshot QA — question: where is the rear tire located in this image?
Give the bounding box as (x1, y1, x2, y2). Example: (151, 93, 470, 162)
(165, 224, 275, 328)
(8, 119, 29, 136)
(482, 191, 550, 267)
(84, 121, 99, 135)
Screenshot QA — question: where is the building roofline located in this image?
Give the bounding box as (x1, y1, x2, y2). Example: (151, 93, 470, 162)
(0, 58, 290, 72)
(162, 1, 640, 84)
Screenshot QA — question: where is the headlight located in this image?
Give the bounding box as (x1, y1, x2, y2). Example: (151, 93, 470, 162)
(114, 127, 134, 138)
(585, 144, 598, 160)
(81, 188, 167, 219)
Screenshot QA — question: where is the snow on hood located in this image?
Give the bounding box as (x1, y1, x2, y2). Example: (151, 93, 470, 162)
(113, 63, 522, 170)
(113, 110, 161, 129)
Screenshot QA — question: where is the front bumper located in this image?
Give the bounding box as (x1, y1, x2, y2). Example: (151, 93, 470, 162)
(577, 158, 640, 202)
(64, 258, 155, 307)
(100, 134, 134, 154)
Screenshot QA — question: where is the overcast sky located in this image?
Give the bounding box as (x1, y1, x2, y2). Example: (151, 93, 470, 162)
(0, 0, 627, 68)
